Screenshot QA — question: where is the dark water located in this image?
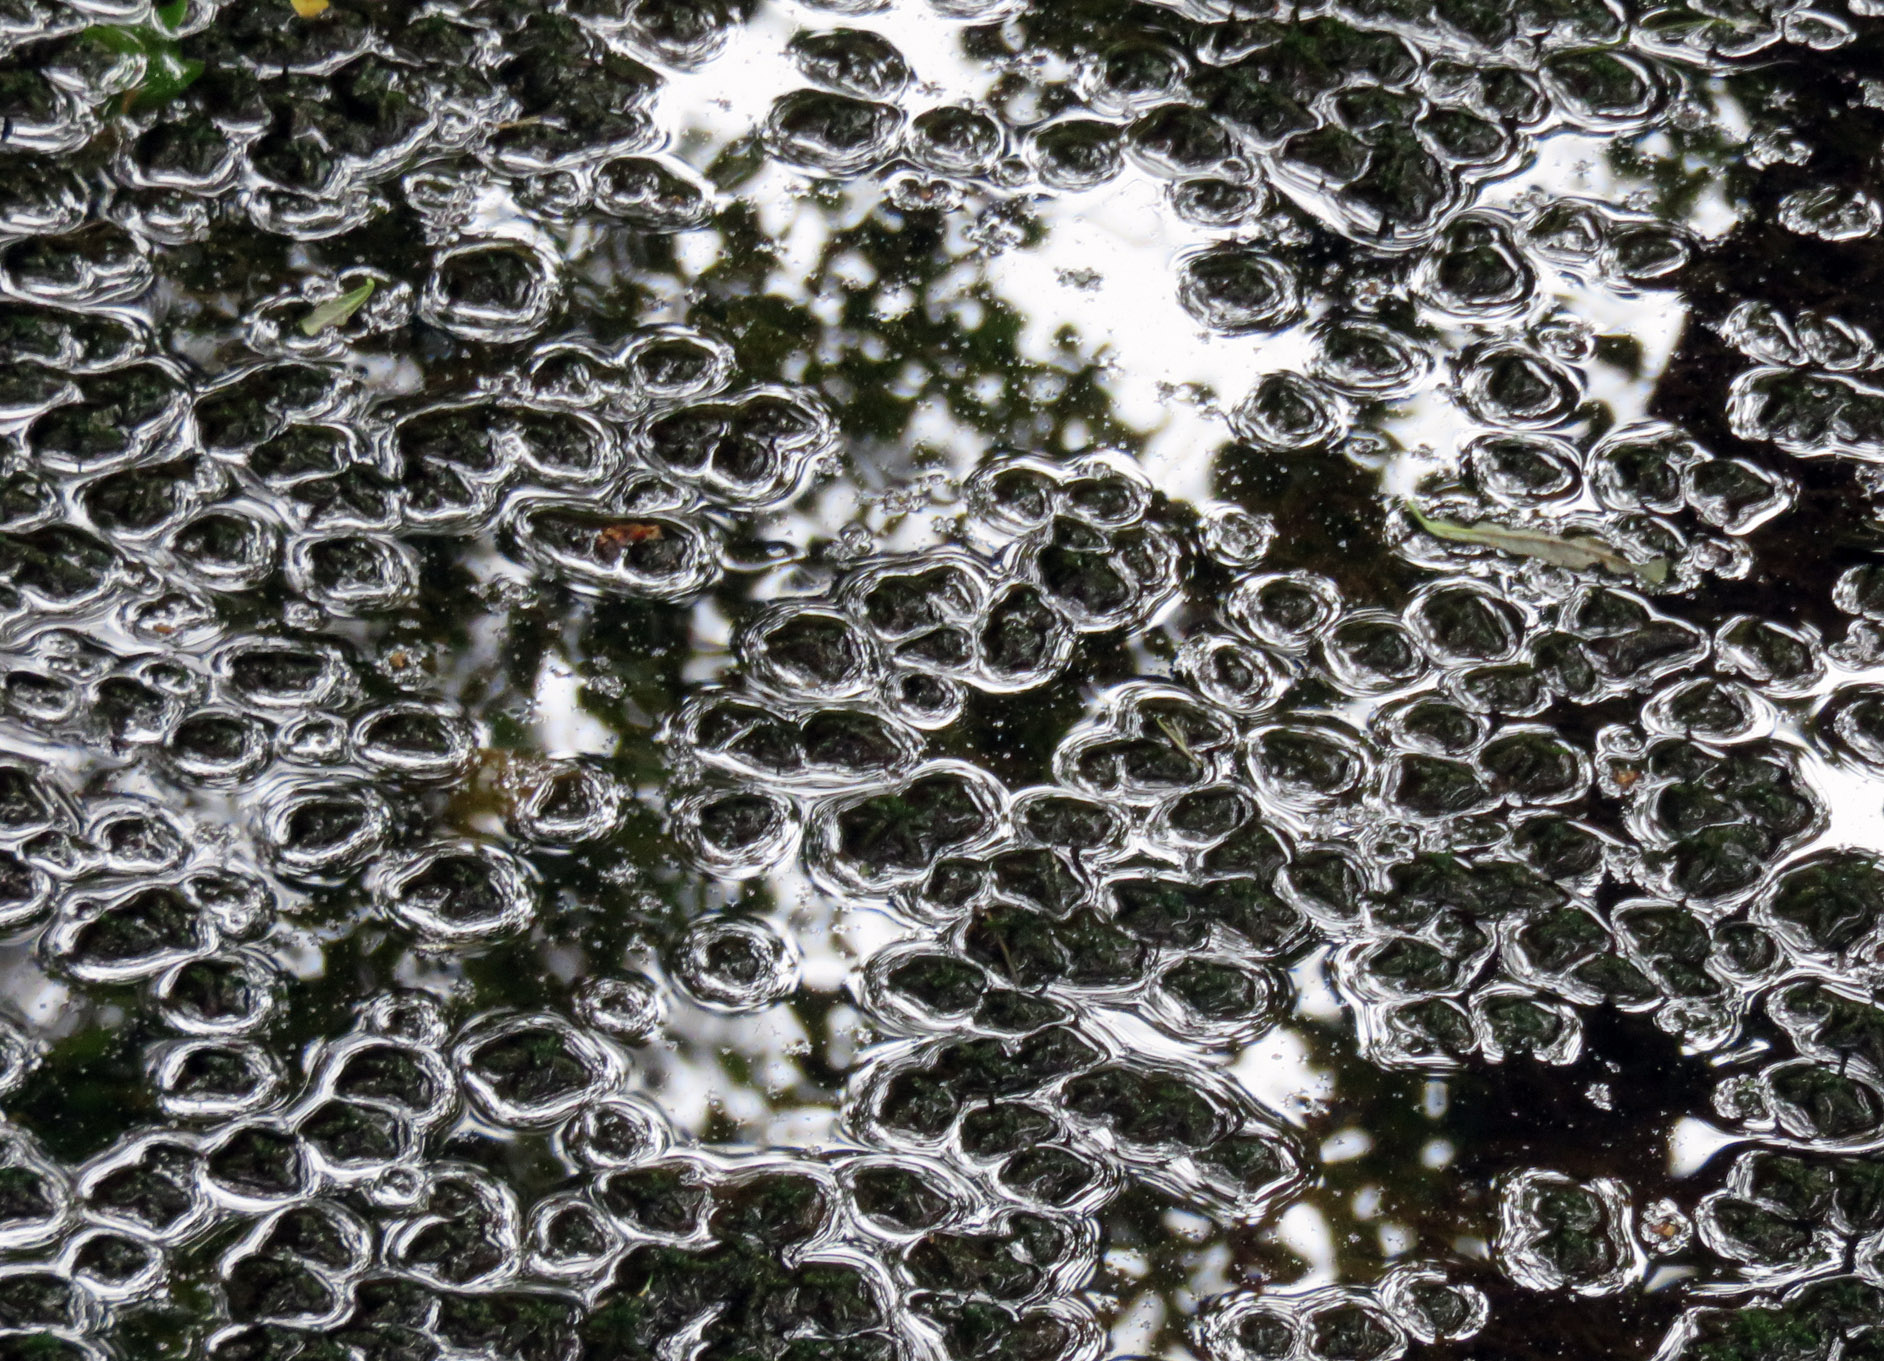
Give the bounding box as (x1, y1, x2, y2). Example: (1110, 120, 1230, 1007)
(0, 1, 1881, 1359)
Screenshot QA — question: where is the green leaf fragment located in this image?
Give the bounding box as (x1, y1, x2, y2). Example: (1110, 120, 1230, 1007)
(85, 24, 149, 55)
(140, 51, 202, 104)
(1406, 502, 1669, 586)
(85, 4, 201, 110)
(299, 280, 377, 336)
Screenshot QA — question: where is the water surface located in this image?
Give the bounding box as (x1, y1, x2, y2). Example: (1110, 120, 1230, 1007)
(0, 1, 1880, 1359)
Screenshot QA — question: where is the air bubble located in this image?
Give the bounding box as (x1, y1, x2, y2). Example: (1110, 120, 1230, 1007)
(1458, 343, 1581, 427)
(1232, 373, 1343, 450)
(1541, 50, 1662, 128)
(375, 842, 537, 943)
(641, 388, 833, 509)
(1301, 1296, 1406, 1361)
(744, 605, 878, 700)
(528, 1192, 620, 1279)
(217, 639, 354, 711)
(510, 500, 722, 602)
(574, 974, 665, 1041)
(47, 881, 216, 984)
(1312, 317, 1430, 396)
(262, 782, 390, 880)
(454, 1013, 625, 1127)
(595, 156, 713, 230)
(677, 786, 802, 877)
(766, 90, 905, 175)
(1030, 118, 1124, 190)
(613, 328, 731, 406)
(1380, 1267, 1486, 1343)
(420, 240, 562, 343)
(1248, 720, 1371, 812)
(80, 1135, 210, 1244)
(909, 106, 1003, 174)
(152, 1037, 284, 1120)
(1465, 432, 1582, 504)
(1495, 1170, 1638, 1293)
(1417, 215, 1535, 318)
(790, 28, 910, 101)
(510, 760, 624, 843)
(1324, 611, 1428, 695)
(559, 1097, 670, 1169)
(155, 953, 281, 1036)
(672, 915, 800, 1012)
(1226, 572, 1341, 650)
(1177, 247, 1302, 334)
(350, 703, 474, 782)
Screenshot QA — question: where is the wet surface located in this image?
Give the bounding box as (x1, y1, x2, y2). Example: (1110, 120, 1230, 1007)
(2, 0, 1884, 1358)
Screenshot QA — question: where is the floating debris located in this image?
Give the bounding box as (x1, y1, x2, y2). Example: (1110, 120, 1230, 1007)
(85, 0, 198, 111)
(298, 279, 375, 335)
(1406, 501, 1670, 585)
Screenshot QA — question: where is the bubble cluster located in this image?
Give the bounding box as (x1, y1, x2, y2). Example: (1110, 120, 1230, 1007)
(0, 0, 1882, 1359)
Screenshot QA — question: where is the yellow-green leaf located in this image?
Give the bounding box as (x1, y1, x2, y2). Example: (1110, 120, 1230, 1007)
(299, 280, 376, 336)
(1406, 502, 1669, 586)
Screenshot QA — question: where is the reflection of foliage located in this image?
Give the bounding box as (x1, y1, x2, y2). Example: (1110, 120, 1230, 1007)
(694, 200, 1138, 471)
(1605, 121, 1732, 226)
(13, 0, 1884, 1355)
(10, 1014, 161, 1161)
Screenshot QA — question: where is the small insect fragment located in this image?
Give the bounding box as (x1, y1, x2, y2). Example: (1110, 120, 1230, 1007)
(1406, 501, 1669, 586)
(299, 280, 375, 336)
(290, 0, 330, 17)
(1154, 713, 1197, 762)
(595, 522, 665, 554)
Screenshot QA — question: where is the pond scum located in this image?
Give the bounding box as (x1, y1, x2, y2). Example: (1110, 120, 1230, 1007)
(0, 1, 1882, 1359)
